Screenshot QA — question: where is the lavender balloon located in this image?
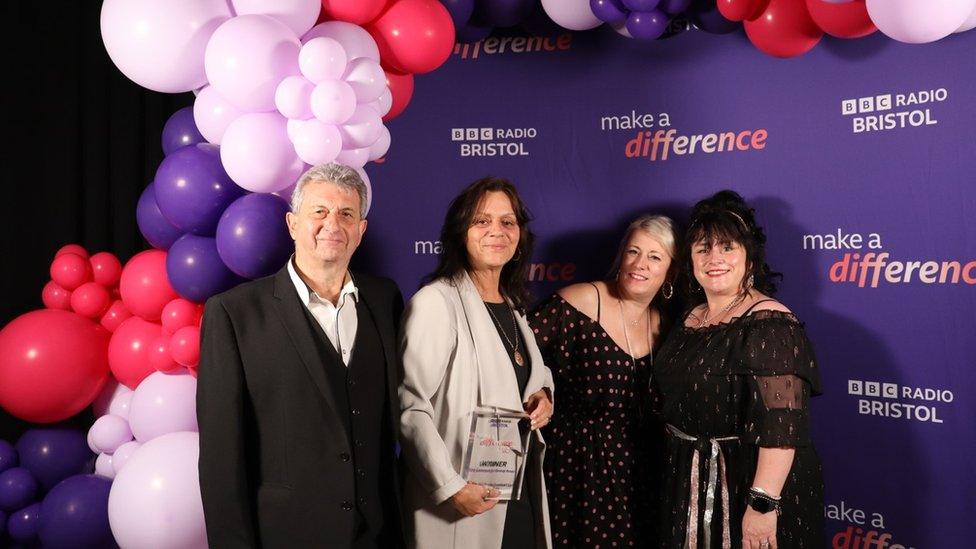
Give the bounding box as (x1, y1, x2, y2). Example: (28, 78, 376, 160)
(128, 372, 198, 443)
(15, 428, 92, 492)
(111, 441, 142, 475)
(39, 474, 114, 549)
(161, 107, 206, 156)
(216, 194, 293, 279)
(94, 453, 115, 479)
(591, 0, 629, 23)
(88, 414, 134, 454)
(167, 234, 245, 302)
(441, 0, 476, 27)
(0, 440, 16, 474)
(137, 182, 184, 250)
(474, 0, 533, 27)
(626, 9, 669, 39)
(7, 502, 40, 544)
(154, 144, 247, 236)
(0, 468, 37, 511)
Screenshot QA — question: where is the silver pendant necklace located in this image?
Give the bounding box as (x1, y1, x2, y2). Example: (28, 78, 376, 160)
(698, 293, 746, 328)
(618, 297, 651, 369)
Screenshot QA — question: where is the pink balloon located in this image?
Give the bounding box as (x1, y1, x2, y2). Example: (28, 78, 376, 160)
(100, 300, 132, 333)
(340, 104, 383, 149)
(89, 414, 134, 454)
(111, 441, 142, 475)
(275, 75, 315, 119)
(336, 147, 369, 169)
(51, 253, 92, 291)
(95, 453, 116, 479)
(89, 252, 123, 287)
(541, 0, 603, 30)
(170, 326, 201, 368)
(303, 21, 381, 61)
(92, 379, 132, 418)
(368, 125, 391, 161)
(108, 432, 207, 549)
(343, 57, 386, 103)
(230, 0, 321, 36)
(128, 372, 198, 442)
(55, 244, 89, 259)
(292, 120, 344, 165)
(220, 112, 306, 193)
(108, 317, 163, 389)
(193, 85, 246, 144)
(120, 250, 179, 322)
(71, 282, 112, 319)
(42, 281, 72, 310)
(299, 37, 349, 83)
(149, 335, 181, 373)
(866, 0, 976, 43)
(204, 14, 302, 112)
(161, 299, 203, 334)
(100, 0, 232, 93)
(310, 80, 357, 124)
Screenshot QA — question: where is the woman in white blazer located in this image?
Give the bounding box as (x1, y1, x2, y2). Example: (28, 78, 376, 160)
(399, 177, 554, 549)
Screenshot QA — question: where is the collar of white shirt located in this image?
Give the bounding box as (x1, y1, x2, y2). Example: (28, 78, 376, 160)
(287, 256, 359, 308)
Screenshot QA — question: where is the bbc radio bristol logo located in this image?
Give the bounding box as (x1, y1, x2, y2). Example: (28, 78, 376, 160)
(450, 127, 536, 157)
(840, 88, 946, 134)
(848, 379, 953, 423)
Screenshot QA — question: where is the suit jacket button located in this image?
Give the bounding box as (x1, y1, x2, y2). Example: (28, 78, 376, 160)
(340, 452, 350, 462)
(341, 501, 352, 511)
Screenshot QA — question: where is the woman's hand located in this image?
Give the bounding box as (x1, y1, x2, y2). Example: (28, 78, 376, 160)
(742, 507, 777, 549)
(524, 388, 553, 430)
(449, 482, 499, 517)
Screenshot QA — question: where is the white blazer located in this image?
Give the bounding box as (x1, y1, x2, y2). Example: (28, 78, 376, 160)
(399, 272, 554, 549)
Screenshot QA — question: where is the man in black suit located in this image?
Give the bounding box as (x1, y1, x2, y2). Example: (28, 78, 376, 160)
(197, 163, 403, 548)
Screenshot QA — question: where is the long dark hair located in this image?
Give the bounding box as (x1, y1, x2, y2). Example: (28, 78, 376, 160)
(682, 190, 782, 306)
(424, 177, 535, 312)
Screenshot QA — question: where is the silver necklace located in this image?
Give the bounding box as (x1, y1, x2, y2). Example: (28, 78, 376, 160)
(618, 297, 651, 369)
(485, 303, 525, 367)
(698, 293, 747, 328)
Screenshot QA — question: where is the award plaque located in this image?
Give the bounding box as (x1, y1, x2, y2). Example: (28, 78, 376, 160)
(461, 411, 532, 501)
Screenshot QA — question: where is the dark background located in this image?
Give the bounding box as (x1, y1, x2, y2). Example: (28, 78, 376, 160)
(0, 3, 191, 441)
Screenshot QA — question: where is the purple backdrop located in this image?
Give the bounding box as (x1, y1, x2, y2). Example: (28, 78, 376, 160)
(359, 25, 976, 548)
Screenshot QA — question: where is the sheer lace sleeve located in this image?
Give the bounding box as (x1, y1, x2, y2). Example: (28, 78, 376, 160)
(736, 310, 823, 448)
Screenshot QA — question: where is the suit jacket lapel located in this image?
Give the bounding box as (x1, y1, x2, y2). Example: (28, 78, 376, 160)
(271, 268, 346, 438)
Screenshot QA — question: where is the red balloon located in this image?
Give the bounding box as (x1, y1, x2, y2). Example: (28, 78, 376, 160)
(368, 0, 455, 75)
(160, 298, 203, 335)
(119, 250, 178, 322)
(55, 244, 89, 259)
(70, 282, 112, 319)
(108, 317, 163, 389)
(50, 253, 93, 291)
(0, 309, 111, 423)
(745, 0, 822, 58)
(100, 300, 132, 333)
(321, 0, 389, 24)
(805, 0, 875, 38)
(170, 326, 201, 368)
(717, 0, 769, 21)
(42, 281, 72, 310)
(149, 334, 181, 373)
(383, 70, 414, 122)
(89, 252, 123, 288)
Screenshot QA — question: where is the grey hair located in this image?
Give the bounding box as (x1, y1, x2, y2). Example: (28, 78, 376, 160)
(607, 214, 678, 278)
(290, 163, 369, 218)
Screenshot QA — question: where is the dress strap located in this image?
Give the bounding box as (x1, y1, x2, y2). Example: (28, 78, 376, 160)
(588, 282, 601, 322)
(741, 298, 777, 317)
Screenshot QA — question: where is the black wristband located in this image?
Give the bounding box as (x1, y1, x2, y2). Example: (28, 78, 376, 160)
(746, 488, 782, 516)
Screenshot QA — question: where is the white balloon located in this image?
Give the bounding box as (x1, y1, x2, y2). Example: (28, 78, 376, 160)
(371, 88, 393, 118)
(275, 76, 315, 120)
(368, 125, 391, 161)
(303, 21, 381, 62)
(540, 0, 603, 31)
(339, 105, 383, 149)
(292, 120, 344, 165)
(310, 80, 358, 124)
(299, 37, 349, 83)
(230, 0, 321, 36)
(343, 57, 386, 103)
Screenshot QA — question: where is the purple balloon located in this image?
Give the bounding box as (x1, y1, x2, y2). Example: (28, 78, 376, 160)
(591, 0, 629, 23)
(658, 0, 691, 13)
(137, 182, 184, 251)
(521, 0, 565, 34)
(690, 0, 740, 33)
(167, 234, 246, 302)
(440, 0, 475, 27)
(0, 468, 37, 512)
(15, 428, 92, 493)
(161, 106, 206, 156)
(0, 508, 6, 537)
(474, 0, 533, 27)
(39, 475, 113, 549)
(154, 143, 247, 236)
(216, 194, 293, 279)
(456, 22, 494, 42)
(0, 440, 16, 474)
(622, 0, 660, 11)
(626, 9, 669, 39)
(7, 502, 40, 544)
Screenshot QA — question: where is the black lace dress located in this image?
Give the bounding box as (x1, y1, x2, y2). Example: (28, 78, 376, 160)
(651, 308, 824, 548)
(531, 294, 658, 548)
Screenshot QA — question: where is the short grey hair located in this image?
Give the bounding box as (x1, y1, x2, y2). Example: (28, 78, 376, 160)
(290, 163, 369, 218)
(607, 214, 678, 277)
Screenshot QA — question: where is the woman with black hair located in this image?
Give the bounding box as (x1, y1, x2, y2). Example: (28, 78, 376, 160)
(399, 177, 554, 549)
(652, 190, 824, 548)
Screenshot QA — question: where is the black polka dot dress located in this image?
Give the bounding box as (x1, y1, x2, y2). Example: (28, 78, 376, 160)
(652, 309, 825, 548)
(531, 295, 657, 548)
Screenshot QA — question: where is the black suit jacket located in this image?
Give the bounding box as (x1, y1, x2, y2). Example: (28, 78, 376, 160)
(197, 266, 404, 548)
